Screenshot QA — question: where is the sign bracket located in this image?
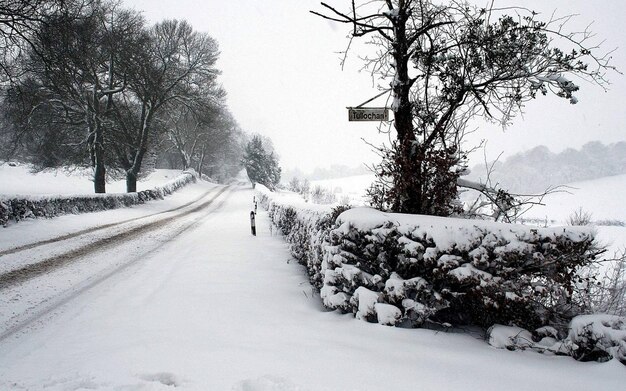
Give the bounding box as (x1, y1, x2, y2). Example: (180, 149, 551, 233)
(353, 88, 392, 108)
(347, 88, 392, 122)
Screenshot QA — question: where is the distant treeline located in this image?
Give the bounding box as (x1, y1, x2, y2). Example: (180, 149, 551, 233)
(469, 141, 626, 193)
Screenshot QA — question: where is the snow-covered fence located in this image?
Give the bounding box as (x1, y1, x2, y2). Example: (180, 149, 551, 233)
(256, 186, 625, 364)
(0, 171, 196, 226)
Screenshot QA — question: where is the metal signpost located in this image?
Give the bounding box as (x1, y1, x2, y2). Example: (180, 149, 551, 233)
(347, 88, 391, 122)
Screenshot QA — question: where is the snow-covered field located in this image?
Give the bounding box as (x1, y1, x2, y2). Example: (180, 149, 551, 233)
(311, 173, 626, 255)
(311, 174, 374, 205)
(522, 173, 626, 224)
(0, 168, 624, 390)
(312, 173, 626, 224)
(0, 162, 185, 195)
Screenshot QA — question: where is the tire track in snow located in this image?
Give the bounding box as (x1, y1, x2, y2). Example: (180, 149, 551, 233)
(0, 185, 231, 290)
(0, 185, 222, 257)
(0, 185, 237, 342)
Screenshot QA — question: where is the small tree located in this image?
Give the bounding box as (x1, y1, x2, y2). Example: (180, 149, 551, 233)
(243, 134, 281, 190)
(313, 1, 615, 216)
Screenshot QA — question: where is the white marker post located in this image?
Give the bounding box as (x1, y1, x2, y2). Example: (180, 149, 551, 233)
(250, 211, 256, 236)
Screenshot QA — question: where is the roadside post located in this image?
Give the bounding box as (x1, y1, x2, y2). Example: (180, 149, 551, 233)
(250, 211, 256, 236)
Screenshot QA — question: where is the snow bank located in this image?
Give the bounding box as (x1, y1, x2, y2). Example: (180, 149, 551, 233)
(0, 171, 197, 226)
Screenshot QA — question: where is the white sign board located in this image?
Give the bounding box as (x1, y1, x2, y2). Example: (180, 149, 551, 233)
(348, 107, 389, 122)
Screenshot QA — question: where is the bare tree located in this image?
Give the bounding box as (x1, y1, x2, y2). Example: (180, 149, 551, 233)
(9, 2, 145, 192)
(115, 19, 221, 192)
(313, 0, 615, 216)
(162, 85, 228, 172)
(0, 0, 88, 83)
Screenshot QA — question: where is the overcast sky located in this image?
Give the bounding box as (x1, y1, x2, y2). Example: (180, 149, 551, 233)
(125, 0, 626, 172)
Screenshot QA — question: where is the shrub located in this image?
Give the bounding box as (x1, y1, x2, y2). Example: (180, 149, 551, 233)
(567, 207, 593, 226)
(310, 185, 336, 205)
(567, 314, 626, 364)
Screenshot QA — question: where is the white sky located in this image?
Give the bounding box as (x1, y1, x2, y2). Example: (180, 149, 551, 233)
(125, 0, 626, 172)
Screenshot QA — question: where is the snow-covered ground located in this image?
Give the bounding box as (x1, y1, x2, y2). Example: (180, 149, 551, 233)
(0, 169, 624, 389)
(311, 174, 374, 205)
(0, 162, 184, 195)
(311, 173, 626, 255)
(522, 173, 626, 224)
(311, 173, 626, 224)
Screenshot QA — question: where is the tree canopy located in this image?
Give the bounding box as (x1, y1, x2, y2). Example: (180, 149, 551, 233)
(313, 0, 615, 218)
(243, 135, 281, 190)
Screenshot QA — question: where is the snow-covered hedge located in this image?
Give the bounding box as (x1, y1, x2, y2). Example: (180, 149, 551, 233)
(323, 208, 599, 332)
(0, 171, 196, 226)
(259, 188, 626, 364)
(256, 186, 619, 363)
(487, 314, 626, 365)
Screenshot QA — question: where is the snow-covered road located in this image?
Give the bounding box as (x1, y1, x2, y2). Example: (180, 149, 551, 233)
(0, 183, 624, 390)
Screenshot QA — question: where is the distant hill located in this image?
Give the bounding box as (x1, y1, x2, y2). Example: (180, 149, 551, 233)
(521, 173, 626, 224)
(467, 141, 626, 193)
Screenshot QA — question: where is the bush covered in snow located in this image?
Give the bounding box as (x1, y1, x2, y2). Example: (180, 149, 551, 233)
(486, 314, 626, 365)
(322, 208, 600, 331)
(567, 314, 626, 363)
(0, 171, 196, 226)
(257, 187, 617, 363)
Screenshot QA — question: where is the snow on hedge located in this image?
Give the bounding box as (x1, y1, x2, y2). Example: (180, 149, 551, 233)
(0, 171, 197, 226)
(486, 314, 626, 364)
(325, 207, 597, 331)
(256, 186, 624, 365)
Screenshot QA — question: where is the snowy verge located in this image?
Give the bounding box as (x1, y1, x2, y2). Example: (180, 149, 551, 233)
(256, 186, 622, 365)
(0, 170, 198, 227)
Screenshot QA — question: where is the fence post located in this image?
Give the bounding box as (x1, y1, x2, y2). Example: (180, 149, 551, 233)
(250, 211, 256, 236)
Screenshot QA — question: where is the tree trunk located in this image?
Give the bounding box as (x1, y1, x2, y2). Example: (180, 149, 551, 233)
(197, 148, 206, 180)
(92, 109, 106, 193)
(126, 103, 152, 193)
(94, 143, 106, 193)
(126, 171, 137, 192)
(390, 10, 420, 213)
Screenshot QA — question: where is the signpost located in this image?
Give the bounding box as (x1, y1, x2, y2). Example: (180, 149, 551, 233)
(250, 211, 256, 236)
(347, 88, 391, 122)
(347, 107, 389, 122)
